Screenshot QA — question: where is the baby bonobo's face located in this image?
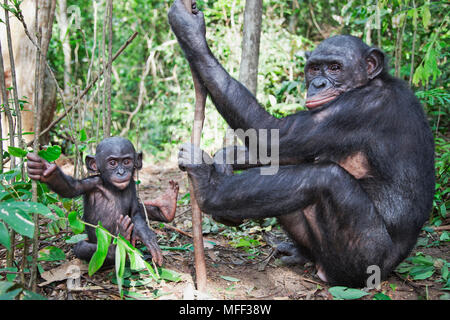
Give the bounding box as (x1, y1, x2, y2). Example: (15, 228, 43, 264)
(95, 137, 138, 190)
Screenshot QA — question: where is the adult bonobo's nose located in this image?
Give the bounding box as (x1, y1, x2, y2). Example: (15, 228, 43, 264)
(308, 77, 332, 97)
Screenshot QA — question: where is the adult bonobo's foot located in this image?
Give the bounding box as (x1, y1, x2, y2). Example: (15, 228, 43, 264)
(275, 242, 310, 266)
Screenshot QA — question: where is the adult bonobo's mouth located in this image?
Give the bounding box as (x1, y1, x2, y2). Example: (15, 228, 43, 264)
(305, 92, 340, 109)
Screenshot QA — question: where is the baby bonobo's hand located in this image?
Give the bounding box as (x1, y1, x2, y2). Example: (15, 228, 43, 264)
(117, 215, 134, 244)
(143, 236, 164, 267)
(27, 153, 58, 183)
(131, 231, 164, 266)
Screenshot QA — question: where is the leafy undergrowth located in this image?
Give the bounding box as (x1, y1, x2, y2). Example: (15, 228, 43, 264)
(0, 166, 448, 300)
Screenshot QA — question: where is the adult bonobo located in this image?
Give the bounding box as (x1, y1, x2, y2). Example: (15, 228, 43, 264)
(168, 0, 435, 287)
(27, 137, 179, 266)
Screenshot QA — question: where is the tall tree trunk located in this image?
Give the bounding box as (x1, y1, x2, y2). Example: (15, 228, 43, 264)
(0, 0, 57, 146)
(239, 0, 263, 95)
(57, 0, 71, 96)
(225, 0, 263, 147)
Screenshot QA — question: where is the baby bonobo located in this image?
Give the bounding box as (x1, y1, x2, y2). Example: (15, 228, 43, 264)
(27, 137, 179, 266)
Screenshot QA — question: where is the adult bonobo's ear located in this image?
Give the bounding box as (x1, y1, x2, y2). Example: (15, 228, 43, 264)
(85, 155, 98, 173)
(135, 151, 143, 170)
(305, 51, 312, 60)
(365, 48, 385, 80)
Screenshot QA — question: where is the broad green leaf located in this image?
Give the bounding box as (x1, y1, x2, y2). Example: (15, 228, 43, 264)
(0, 221, 10, 250)
(79, 129, 88, 142)
(0, 281, 15, 294)
(409, 265, 435, 280)
(65, 234, 88, 244)
(88, 226, 112, 276)
(143, 260, 159, 281)
(6, 202, 56, 221)
(328, 286, 369, 300)
(421, 5, 431, 29)
(38, 145, 61, 162)
(158, 268, 182, 282)
(68, 211, 85, 234)
(21, 290, 47, 300)
(38, 246, 66, 261)
(410, 255, 434, 266)
(373, 292, 391, 300)
(220, 275, 240, 282)
(0, 204, 34, 238)
(0, 288, 21, 300)
(115, 238, 127, 298)
(7, 146, 28, 158)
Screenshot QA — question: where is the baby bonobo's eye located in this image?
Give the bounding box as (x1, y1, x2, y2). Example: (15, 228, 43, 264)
(123, 159, 132, 166)
(108, 159, 117, 167)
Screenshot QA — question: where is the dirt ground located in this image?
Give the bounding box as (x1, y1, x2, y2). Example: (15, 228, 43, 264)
(1, 164, 449, 300)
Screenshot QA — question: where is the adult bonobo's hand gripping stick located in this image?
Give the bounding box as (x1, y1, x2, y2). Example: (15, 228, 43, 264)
(181, 0, 208, 293)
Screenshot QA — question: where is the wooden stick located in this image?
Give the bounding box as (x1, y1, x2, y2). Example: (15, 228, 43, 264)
(182, 0, 208, 293)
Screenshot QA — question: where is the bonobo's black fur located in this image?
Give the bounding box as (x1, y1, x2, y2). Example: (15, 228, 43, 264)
(27, 137, 174, 266)
(169, 0, 435, 287)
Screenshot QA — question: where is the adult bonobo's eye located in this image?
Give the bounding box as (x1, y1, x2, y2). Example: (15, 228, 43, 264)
(308, 64, 320, 75)
(328, 63, 341, 73)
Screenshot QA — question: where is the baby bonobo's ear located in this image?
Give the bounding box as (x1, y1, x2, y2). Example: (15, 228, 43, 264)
(135, 151, 143, 170)
(85, 155, 98, 173)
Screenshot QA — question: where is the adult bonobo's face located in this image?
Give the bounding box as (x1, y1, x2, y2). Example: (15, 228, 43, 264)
(85, 137, 143, 190)
(304, 35, 385, 110)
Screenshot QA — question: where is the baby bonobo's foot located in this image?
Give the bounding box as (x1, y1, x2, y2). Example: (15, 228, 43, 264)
(117, 215, 134, 242)
(144, 180, 179, 222)
(275, 242, 310, 265)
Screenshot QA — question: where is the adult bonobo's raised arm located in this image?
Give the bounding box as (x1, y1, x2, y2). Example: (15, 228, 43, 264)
(170, 1, 435, 287)
(27, 137, 179, 266)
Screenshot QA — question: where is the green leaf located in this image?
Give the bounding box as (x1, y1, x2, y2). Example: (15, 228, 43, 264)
(115, 238, 127, 298)
(7, 146, 28, 158)
(0, 281, 15, 294)
(6, 202, 56, 221)
(38, 145, 61, 162)
(409, 265, 435, 280)
(220, 275, 240, 282)
(0, 288, 22, 300)
(79, 129, 88, 142)
(21, 290, 47, 300)
(38, 246, 66, 261)
(421, 5, 431, 30)
(65, 234, 88, 244)
(88, 226, 112, 276)
(410, 255, 434, 266)
(0, 221, 10, 250)
(373, 292, 391, 300)
(68, 211, 85, 234)
(0, 203, 34, 238)
(158, 268, 182, 282)
(328, 286, 369, 300)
